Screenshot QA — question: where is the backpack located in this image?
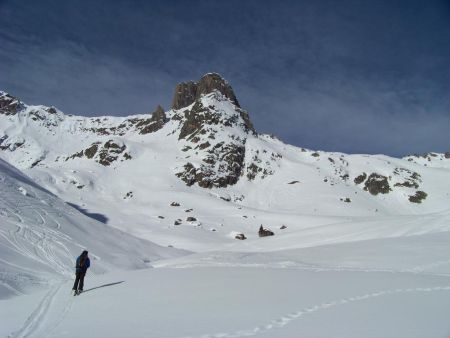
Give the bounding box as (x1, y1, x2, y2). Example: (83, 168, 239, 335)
(77, 255, 86, 269)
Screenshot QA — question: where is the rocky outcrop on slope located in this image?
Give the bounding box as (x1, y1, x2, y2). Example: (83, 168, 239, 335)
(404, 152, 450, 168)
(354, 173, 367, 185)
(0, 135, 24, 151)
(409, 191, 427, 203)
(245, 149, 281, 180)
(66, 140, 132, 166)
(393, 167, 421, 189)
(351, 166, 427, 203)
(173, 86, 261, 188)
(176, 142, 246, 188)
(135, 105, 168, 135)
(363, 173, 391, 195)
(85, 105, 168, 137)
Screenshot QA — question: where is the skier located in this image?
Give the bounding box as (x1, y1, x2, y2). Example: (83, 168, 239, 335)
(72, 250, 90, 295)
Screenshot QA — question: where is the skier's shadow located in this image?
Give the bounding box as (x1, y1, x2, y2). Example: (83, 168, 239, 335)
(83, 281, 125, 293)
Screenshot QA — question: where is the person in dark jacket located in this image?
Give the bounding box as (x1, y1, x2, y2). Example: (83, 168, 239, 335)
(72, 250, 90, 294)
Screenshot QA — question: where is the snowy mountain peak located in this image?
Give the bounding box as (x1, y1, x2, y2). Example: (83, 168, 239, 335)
(171, 73, 240, 110)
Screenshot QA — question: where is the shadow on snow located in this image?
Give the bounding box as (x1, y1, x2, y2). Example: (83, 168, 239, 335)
(83, 281, 125, 293)
(67, 202, 109, 224)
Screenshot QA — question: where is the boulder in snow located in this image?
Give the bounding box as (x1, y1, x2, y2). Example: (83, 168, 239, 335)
(258, 225, 274, 237)
(235, 233, 247, 240)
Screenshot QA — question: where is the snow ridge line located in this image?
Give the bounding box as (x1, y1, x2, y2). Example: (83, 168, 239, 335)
(181, 286, 450, 338)
(9, 283, 63, 338)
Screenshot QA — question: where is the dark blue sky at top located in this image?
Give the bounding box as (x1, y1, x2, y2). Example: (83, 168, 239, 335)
(1, 0, 449, 156)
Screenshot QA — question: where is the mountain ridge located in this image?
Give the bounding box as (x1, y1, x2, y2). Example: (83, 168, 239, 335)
(1, 73, 450, 251)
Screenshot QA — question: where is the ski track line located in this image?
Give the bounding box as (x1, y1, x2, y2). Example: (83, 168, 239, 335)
(9, 283, 64, 338)
(180, 286, 450, 338)
(3, 212, 74, 277)
(405, 259, 450, 273)
(44, 291, 75, 338)
(166, 261, 450, 279)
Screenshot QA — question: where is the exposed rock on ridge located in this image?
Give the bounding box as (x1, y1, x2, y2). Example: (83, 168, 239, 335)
(171, 73, 240, 110)
(136, 105, 168, 134)
(0, 92, 23, 115)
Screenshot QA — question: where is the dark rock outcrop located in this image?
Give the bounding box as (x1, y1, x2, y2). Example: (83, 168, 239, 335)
(258, 225, 274, 237)
(409, 191, 428, 203)
(172, 81, 199, 110)
(66, 140, 130, 166)
(84, 143, 99, 159)
(363, 173, 391, 195)
(138, 105, 168, 134)
(235, 233, 247, 240)
(98, 140, 127, 166)
(0, 92, 23, 115)
(354, 173, 367, 185)
(176, 142, 246, 188)
(171, 73, 240, 110)
(394, 181, 419, 189)
(175, 88, 255, 188)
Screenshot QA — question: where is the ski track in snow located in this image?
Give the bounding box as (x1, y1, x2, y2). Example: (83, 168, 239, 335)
(44, 290, 75, 338)
(180, 286, 450, 338)
(164, 260, 450, 279)
(405, 260, 450, 273)
(0, 190, 77, 277)
(8, 282, 67, 338)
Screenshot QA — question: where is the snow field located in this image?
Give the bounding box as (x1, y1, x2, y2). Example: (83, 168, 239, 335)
(3, 267, 449, 338)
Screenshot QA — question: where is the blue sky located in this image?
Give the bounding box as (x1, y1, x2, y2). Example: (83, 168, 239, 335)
(1, 0, 449, 156)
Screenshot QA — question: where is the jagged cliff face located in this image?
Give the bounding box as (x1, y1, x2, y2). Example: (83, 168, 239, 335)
(0, 92, 24, 115)
(170, 75, 257, 188)
(171, 73, 240, 110)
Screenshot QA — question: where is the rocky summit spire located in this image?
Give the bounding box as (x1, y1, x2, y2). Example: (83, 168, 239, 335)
(0, 92, 23, 115)
(171, 73, 240, 110)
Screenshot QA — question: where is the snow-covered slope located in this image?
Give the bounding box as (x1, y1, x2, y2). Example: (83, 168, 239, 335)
(3, 231, 450, 338)
(0, 158, 186, 299)
(1, 74, 450, 252)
